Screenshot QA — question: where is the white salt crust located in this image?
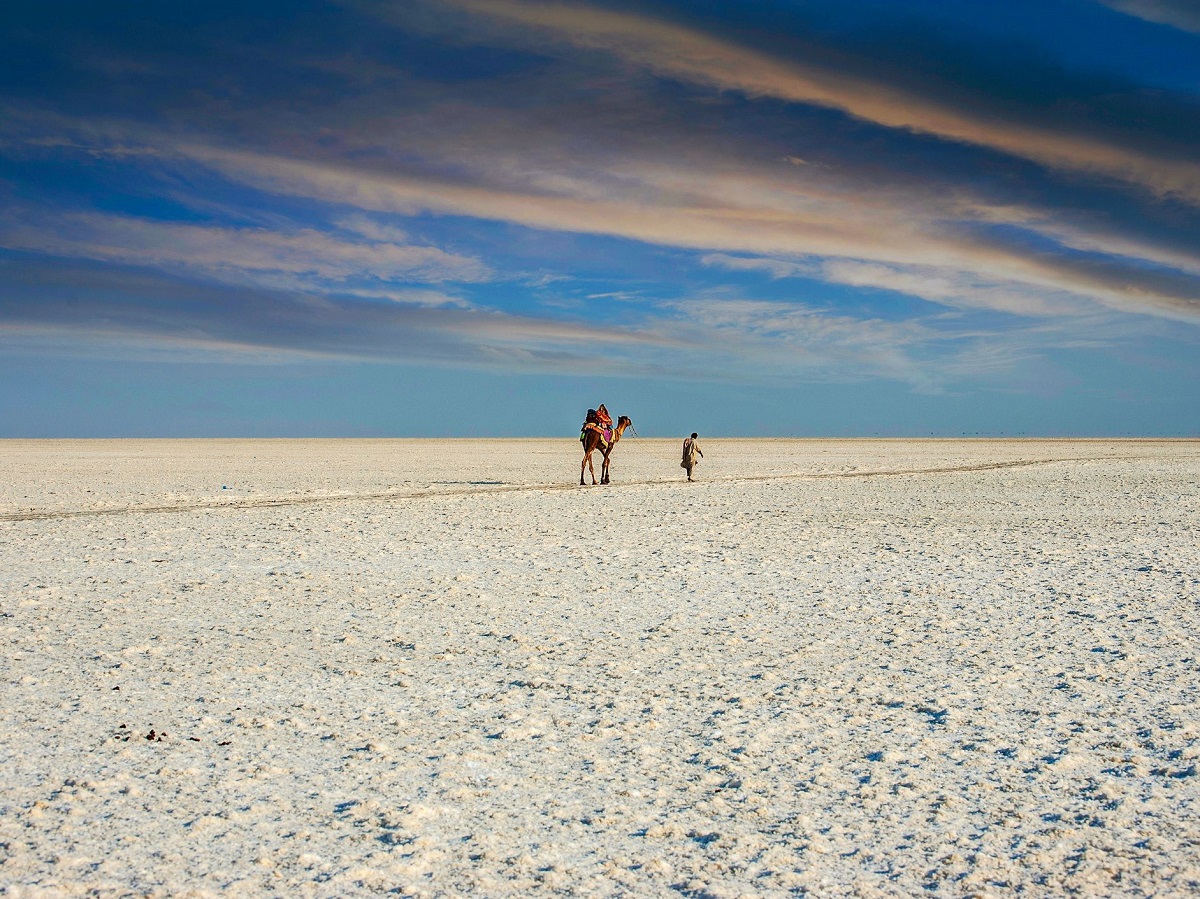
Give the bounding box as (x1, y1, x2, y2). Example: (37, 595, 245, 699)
(1, 438, 1198, 897)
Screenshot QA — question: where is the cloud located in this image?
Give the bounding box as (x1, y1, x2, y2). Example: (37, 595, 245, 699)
(1096, 0, 1200, 32)
(335, 215, 411, 244)
(434, 0, 1200, 203)
(0, 252, 1154, 393)
(0, 259, 671, 371)
(2, 2, 1198, 396)
(330, 287, 471, 307)
(660, 296, 1004, 391)
(819, 261, 1091, 317)
(0, 210, 492, 293)
(961, 202, 1200, 277)
(701, 254, 817, 280)
(660, 288, 1152, 392)
(7, 101, 1199, 324)
(700, 253, 1089, 318)
(180, 144, 1200, 321)
(0, 321, 344, 366)
(6, 26, 1198, 326)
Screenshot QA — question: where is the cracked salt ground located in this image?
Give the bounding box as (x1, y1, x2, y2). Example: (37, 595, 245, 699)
(0, 439, 1198, 896)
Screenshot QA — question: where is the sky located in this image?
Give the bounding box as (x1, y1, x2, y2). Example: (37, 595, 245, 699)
(2, 0, 1199, 436)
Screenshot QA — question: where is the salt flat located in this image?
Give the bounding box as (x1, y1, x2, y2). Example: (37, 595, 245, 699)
(1, 439, 1198, 897)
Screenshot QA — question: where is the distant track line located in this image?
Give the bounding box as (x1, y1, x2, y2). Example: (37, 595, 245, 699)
(0, 454, 1164, 523)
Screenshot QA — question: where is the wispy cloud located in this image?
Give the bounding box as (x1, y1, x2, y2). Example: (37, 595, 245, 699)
(179, 144, 1200, 321)
(820, 261, 1092, 318)
(6, 30, 1198, 326)
(961, 202, 1200, 277)
(1, 0, 1197, 407)
(0, 259, 670, 370)
(665, 296, 940, 386)
(434, 0, 1200, 203)
(700, 253, 1093, 318)
(1096, 0, 1200, 32)
(2, 255, 1119, 391)
(0, 210, 491, 295)
(657, 294, 1125, 392)
(700, 254, 816, 280)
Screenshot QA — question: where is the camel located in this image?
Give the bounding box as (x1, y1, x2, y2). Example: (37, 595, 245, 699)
(580, 415, 633, 486)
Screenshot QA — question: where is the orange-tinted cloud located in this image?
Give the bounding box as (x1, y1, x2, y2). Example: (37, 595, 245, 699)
(439, 0, 1200, 203)
(182, 144, 1200, 321)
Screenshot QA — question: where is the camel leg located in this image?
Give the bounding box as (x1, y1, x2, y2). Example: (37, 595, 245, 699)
(581, 449, 597, 485)
(601, 451, 610, 485)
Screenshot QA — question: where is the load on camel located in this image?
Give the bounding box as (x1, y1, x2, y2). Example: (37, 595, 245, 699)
(580, 404, 634, 486)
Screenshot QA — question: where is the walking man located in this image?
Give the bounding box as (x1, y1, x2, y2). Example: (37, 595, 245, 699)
(681, 432, 703, 481)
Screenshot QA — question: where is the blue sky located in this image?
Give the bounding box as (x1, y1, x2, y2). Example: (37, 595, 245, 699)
(2, 0, 1198, 436)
